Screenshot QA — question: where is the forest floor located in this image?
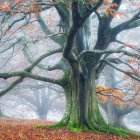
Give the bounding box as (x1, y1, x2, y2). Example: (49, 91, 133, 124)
(0, 118, 139, 140)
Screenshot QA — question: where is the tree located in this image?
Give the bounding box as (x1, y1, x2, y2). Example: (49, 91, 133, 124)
(0, 108, 5, 117)
(0, 0, 139, 134)
(97, 85, 140, 129)
(98, 65, 140, 129)
(18, 83, 65, 120)
(0, 80, 65, 120)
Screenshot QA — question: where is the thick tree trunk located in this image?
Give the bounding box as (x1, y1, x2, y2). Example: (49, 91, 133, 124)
(65, 72, 106, 130)
(52, 71, 128, 135)
(51, 10, 128, 134)
(54, 60, 111, 132)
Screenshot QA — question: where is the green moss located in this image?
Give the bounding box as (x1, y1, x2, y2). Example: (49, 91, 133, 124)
(33, 120, 67, 129)
(61, 70, 69, 84)
(67, 125, 82, 132)
(33, 125, 48, 129)
(88, 110, 130, 136)
(66, 122, 89, 132)
(48, 118, 69, 129)
(96, 124, 131, 136)
(33, 120, 137, 139)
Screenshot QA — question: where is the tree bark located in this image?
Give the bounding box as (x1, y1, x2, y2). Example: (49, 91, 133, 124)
(54, 54, 112, 132)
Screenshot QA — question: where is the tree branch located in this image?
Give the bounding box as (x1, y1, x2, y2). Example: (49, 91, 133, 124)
(79, 48, 140, 60)
(102, 60, 140, 82)
(0, 71, 61, 85)
(0, 46, 64, 96)
(82, 0, 104, 20)
(37, 14, 63, 45)
(23, 46, 63, 71)
(0, 77, 23, 97)
(113, 11, 140, 34)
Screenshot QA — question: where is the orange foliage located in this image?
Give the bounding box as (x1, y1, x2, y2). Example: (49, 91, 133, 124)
(24, 5, 41, 15)
(13, 0, 22, 4)
(103, 0, 118, 8)
(0, 1, 41, 14)
(134, 98, 140, 109)
(121, 48, 140, 97)
(96, 85, 140, 108)
(96, 85, 126, 106)
(1, 0, 139, 18)
(0, 2, 11, 12)
(97, 0, 118, 16)
(86, 0, 118, 7)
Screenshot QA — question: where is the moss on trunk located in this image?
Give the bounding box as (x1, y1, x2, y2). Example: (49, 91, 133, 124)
(45, 71, 130, 136)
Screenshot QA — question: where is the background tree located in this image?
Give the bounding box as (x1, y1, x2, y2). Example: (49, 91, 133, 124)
(97, 65, 140, 129)
(18, 83, 65, 120)
(0, 108, 6, 117)
(0, 81, 65, 120)
(97, 85, 140, 129)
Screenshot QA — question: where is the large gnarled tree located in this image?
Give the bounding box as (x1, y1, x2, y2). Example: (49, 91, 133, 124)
(0, 0, 139, 134)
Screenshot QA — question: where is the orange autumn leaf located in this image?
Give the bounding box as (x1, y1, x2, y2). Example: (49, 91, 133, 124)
(0, 118, 139, 140)
(0, 2, 11, 12)
(13, 0, 22, 4)
(96, 85, 126, 106)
